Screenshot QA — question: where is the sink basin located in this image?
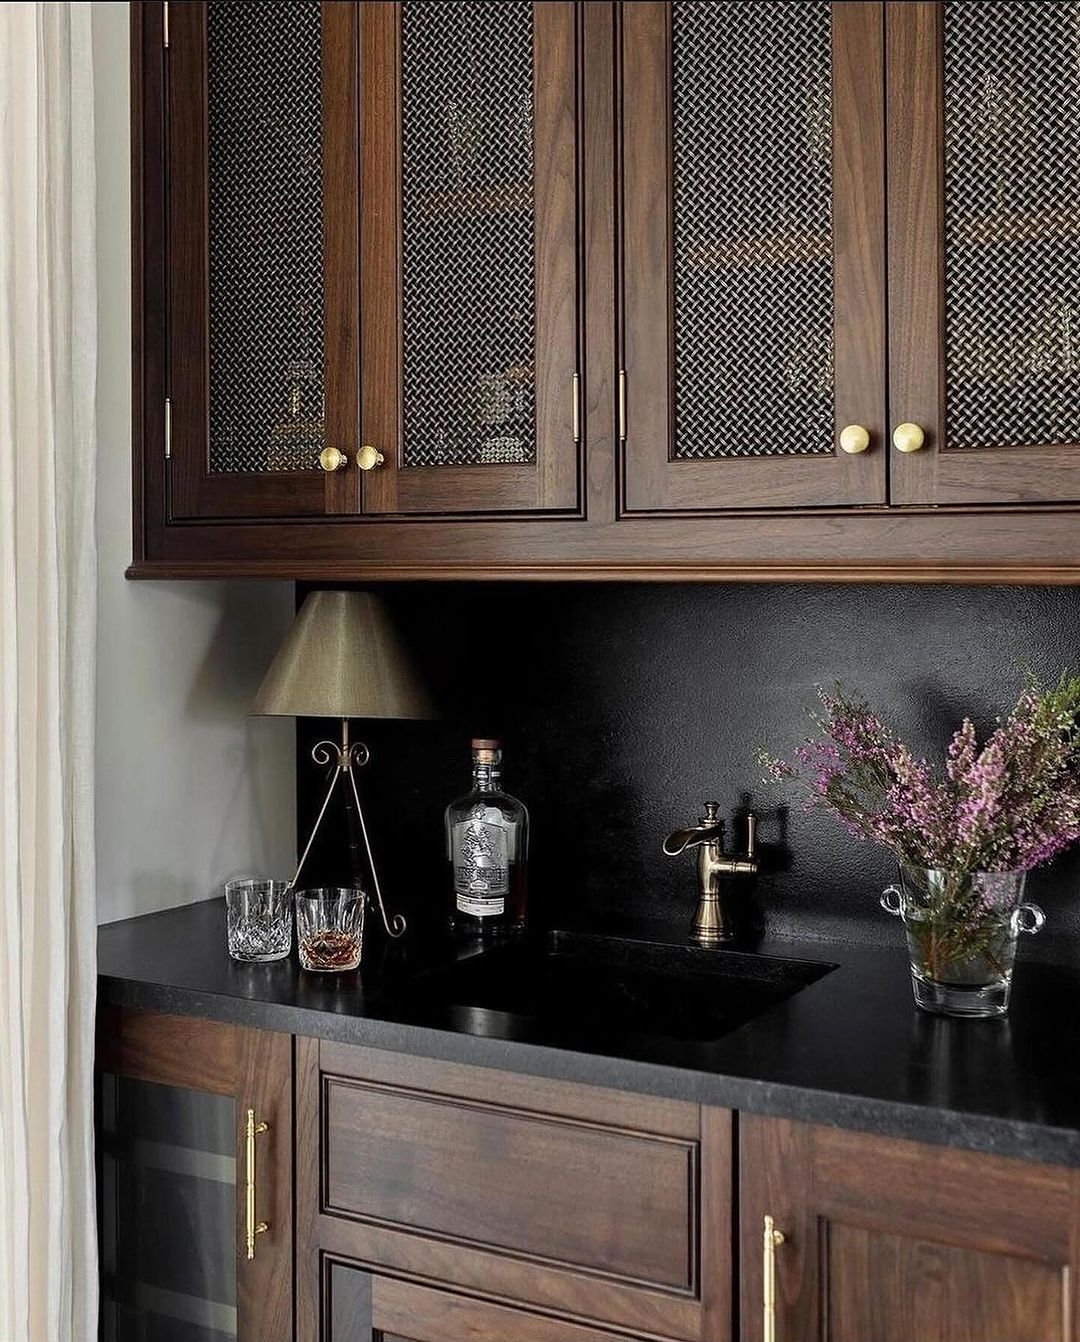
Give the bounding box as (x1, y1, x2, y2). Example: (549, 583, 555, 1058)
(404, 931, 835, 1047)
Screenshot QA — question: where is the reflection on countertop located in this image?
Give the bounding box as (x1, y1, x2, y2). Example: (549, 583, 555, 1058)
(98, 895, 1080, 1167)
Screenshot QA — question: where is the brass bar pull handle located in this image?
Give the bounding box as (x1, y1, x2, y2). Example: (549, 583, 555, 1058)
(245, 1108, 269, 1261)
(618, 369, 627, 442)
(763, 1214, 785, 1342)
(572, 372, 581, 443)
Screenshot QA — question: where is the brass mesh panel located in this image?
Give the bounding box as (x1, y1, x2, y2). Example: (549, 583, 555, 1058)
(400, 1, 537, 468)
(670, 1, 834, 460)
(207, 1, 324, 474)
(943, 1, 1080, 450)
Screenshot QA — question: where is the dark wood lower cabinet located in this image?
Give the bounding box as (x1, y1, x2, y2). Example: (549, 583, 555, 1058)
(96, 1009, 293, 1342)
(94, 1012, 1080, 1342)
(739, 1114, 1080, 1342)
(326, 1268, 655, 1342)
(296, 1038, 733, 1342)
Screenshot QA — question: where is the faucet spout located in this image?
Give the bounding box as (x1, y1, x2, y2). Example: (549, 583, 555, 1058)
(662, 800, 724, 856)
(662, 822, 724, 857)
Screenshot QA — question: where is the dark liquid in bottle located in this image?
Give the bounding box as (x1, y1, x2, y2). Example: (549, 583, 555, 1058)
(450, 862, 528, 940)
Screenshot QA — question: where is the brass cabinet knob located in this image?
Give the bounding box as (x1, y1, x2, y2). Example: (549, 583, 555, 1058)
(357, 445, 385, 471)
(892, 422, 926, 454)
(838, 424, 870, 455)
(318, 446, 347, 473)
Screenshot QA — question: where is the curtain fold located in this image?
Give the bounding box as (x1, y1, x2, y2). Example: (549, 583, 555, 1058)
(0, 4, 99, 1339)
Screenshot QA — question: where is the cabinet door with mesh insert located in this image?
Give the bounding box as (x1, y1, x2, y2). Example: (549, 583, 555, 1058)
(621, 2, 886, 513)
(166, 1, 359, 520)
(890, 1, 1080, 505)
(359, 2, 581, 516)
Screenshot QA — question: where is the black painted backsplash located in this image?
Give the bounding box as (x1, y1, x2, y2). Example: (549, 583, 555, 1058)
(297, 584, 1080, 950)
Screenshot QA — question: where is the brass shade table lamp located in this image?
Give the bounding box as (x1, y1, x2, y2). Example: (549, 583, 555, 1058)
(253, 591, 435, 939)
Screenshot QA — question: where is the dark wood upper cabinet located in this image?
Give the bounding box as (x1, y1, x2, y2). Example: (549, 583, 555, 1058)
(740, 1114, 1080, 1342)
(165, 1, 359, 521)
(889, 1, 1080, 506)
(131, 0, 1080, 576)
(162, 0, 579, 524)
(620, 1, 887, 512)
(358, 1, 581, 516)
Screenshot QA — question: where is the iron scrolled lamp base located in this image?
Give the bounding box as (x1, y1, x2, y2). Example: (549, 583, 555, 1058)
(289, 717, 406, 938)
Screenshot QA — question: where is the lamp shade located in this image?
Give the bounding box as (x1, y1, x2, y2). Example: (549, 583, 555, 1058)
(253, 591, 436, 719)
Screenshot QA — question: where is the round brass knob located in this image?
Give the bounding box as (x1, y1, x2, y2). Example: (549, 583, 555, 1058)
(357, 445, 385, 471)
(892, 422, 926, 454)
(838, 424, 870, 455)
(318, 446, 347, 473)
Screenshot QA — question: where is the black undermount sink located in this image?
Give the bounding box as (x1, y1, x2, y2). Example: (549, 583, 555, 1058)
(404, 931, 836, 1047)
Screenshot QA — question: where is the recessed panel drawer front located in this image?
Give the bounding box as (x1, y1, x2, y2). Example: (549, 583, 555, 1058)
(322, 1075, 697, 1292)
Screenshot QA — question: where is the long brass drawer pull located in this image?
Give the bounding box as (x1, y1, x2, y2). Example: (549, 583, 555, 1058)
(763, 1214, 785, 1342)
(245, 1108, 269, 1260)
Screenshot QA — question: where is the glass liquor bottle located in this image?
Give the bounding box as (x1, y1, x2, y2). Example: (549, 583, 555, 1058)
(446, 739, 529, 938)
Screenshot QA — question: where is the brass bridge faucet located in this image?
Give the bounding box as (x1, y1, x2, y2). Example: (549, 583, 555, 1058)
(663, 803, 758, 946)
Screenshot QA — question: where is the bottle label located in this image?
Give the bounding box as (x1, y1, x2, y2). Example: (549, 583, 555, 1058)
(452, 819, 508, 917)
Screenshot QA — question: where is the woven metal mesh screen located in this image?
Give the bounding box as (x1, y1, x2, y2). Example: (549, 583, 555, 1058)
(943, 1, 1080, 450)
(670, 1, 834, 460)
(400, 1, 536, 469)
(207, 1, 324, 475)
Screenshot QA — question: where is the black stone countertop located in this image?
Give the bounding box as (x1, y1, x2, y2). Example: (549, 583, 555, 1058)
(98, 897, 1080, 1167)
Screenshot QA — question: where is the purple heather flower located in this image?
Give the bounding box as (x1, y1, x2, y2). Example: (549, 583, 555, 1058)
(763, 677, 1080, 880)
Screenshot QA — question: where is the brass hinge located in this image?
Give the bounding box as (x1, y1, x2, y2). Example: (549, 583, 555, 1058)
(163, 1, 169, 48)
(164, 397, 172, 459)
(572, 372, 581, 443)
(618, 369, 627, 442)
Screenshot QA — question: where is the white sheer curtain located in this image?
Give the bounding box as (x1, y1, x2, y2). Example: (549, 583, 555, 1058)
(0, 4, 98, 1339)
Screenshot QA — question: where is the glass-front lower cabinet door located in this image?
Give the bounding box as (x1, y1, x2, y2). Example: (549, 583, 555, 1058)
(324, 1268, 646, 1342)
(889, 1, 1080, 504)
(165, 1, 359, 520)
(97, 1009, 292, 1342)
(357, 1, 581, 517)
(620, 1, 887, 511)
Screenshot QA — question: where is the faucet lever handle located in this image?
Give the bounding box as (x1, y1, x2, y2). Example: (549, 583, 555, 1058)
(745, 810, 757, 859)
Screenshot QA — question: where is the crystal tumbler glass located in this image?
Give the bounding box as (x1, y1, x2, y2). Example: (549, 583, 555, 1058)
(224, 878, 293, 962)
(295, 888, 366, 972)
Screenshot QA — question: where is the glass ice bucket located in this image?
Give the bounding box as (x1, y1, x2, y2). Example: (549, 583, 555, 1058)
(881, 865, 1044, 1018)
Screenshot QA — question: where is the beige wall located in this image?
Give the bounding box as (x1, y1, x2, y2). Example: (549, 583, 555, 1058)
(93, 3, 296, 924)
